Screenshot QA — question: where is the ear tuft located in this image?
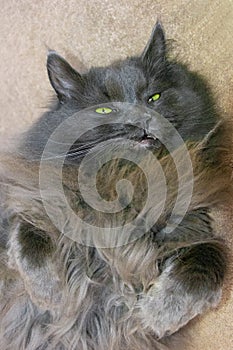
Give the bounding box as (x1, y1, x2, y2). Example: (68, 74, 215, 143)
(47, 51, 83, 103)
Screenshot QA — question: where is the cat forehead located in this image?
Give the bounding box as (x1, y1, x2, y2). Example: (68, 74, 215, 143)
(99, 61, 147, 87)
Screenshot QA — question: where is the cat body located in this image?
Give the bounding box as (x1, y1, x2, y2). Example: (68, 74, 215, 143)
(0, 22, 231, 350)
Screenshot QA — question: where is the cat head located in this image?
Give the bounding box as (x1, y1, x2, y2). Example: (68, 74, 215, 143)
(23, 22, 218, 160)
(47, 22, 167, 105)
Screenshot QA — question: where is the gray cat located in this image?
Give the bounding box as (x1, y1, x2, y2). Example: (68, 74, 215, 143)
(0, 21, 231, 350)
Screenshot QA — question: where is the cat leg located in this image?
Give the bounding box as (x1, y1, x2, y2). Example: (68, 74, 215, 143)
(138, 239, 227, 339)
(7, 221, 63, 310)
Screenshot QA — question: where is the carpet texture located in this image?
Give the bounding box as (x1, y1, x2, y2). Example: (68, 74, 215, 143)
(0, 1, 232, 349)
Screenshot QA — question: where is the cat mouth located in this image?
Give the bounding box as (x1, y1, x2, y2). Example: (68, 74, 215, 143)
(139, 133, 160, 148)
(66, 132, 161, 162)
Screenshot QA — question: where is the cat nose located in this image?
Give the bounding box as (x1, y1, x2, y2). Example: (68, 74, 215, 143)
(133, 118, 151, 131)
(124, 106, 153, 130)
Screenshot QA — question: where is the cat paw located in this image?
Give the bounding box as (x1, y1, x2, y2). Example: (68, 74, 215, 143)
(138, 263, 222, 339)
(23, 266, 63, 310)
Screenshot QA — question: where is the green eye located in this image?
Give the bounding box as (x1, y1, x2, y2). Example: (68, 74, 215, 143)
(148, 93, 161, 103)
(95, 107, 113, 114)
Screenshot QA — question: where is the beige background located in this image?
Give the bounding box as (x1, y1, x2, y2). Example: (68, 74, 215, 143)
(0, 1, 233, 349)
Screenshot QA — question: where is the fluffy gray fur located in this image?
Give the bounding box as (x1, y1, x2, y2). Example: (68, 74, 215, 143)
(0, 22, 231, 350)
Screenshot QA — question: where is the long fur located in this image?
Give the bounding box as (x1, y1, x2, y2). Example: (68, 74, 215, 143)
(0, 128, 231, 349)
(0, 21, 232, 350)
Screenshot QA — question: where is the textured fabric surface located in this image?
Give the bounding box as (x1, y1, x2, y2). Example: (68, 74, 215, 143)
(0, 1, 233, 348)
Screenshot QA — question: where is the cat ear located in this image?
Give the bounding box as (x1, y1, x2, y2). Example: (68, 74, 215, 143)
(141, 21, 166, 68)
(47, 51, 84, 103)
